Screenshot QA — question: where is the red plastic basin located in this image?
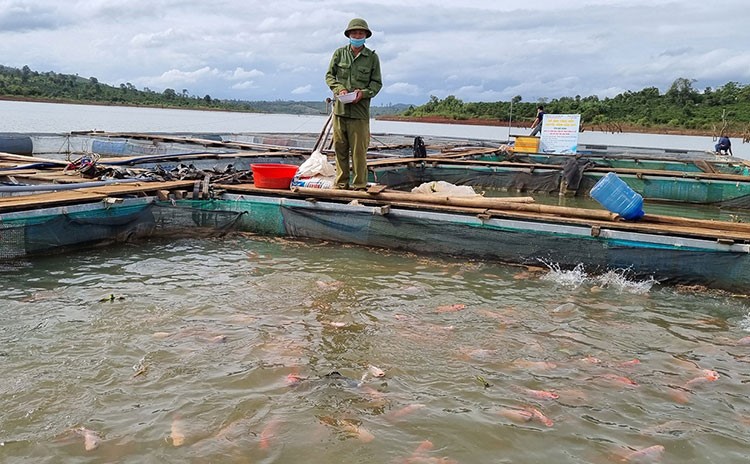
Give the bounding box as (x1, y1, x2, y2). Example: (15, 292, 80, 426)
(251, 163, 299, 189)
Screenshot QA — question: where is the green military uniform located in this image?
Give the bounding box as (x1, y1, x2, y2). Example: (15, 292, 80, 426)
(325, 19, 383, 189)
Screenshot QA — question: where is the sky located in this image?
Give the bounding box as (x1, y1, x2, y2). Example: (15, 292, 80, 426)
(1, 0, 749, 106)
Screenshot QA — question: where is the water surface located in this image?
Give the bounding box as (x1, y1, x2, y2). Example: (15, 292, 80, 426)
(1, 100, 744, 159)
(2, 235, 749, 463)
(2, 101, 750, 463)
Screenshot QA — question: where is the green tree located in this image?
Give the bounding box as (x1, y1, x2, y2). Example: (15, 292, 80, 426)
(21, 65, 31, 83)
(666, 77, 698, 106)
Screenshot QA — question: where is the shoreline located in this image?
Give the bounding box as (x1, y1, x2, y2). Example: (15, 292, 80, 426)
(0, 96, 740, 140)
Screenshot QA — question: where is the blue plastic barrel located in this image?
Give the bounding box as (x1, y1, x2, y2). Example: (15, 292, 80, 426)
(590, 172, 645, 220)
(0, 134, 33, 155)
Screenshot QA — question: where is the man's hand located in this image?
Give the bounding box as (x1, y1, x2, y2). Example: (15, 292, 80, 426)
(352, 89, 363, 103)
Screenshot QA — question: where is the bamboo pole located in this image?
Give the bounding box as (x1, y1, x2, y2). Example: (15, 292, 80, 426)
(642, 213, 750, 234)
(312, 111, 333, 153)
(0, 153, 70, 166)
(291, 186, 535, 208)
(224, 183, 750, 236)
(484, 203, 619, 221)
(357, 200, 750, 241)
(291, 186, 624, 221)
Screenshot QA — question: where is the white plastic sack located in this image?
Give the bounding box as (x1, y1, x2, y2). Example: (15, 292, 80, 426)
(411, 181, 480, 197)
(290, 174, 335, 189)
(296, 149, 336, 178)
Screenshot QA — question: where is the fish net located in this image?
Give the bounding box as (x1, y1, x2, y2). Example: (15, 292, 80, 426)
(0, 200, 245, 260)
(151, 201, 247, 237)
(371, 164, 563, 193)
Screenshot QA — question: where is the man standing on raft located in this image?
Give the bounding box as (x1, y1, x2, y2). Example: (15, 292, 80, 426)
(325, 18, 383, 190)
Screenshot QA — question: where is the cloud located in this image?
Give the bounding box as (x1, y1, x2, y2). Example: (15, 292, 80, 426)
(130, 29, 188, 48)
(149, 67, 218, 85)
(385, 82, 421, 96)
(232, 81, 257, 90)
(291, 84, 312, 95)
(226, 67, 264, 80)
(0, 2, 70, 31)
(659, 47, 693, 58)
(0, 0, 749, 105)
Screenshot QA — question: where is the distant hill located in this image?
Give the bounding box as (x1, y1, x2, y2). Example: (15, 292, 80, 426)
(398, 79, 750, 137)
(0, 64, 411, 117)
(371, 103, 412, 116)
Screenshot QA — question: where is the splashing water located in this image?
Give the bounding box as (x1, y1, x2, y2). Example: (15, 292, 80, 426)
(595, 269, 657, 294)
(540, 262, 656, 294)
(739, 312, 750, 332)
(539, 262, 588, 288)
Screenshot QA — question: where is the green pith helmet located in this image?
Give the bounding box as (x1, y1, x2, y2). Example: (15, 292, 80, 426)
(344, 18, 372, 38)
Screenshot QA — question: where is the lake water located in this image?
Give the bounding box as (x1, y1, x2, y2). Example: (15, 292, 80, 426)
(2, 101, 750, 463)
(1, 100, 745, 159)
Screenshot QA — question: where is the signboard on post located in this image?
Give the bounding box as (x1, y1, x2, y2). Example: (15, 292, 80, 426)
(539, 114, 581, 154)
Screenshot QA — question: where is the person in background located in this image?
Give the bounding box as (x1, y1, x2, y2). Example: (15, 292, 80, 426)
(325, 18, 383, 190)
(529, 105, 545, 136)
(715, 136, 733, 156)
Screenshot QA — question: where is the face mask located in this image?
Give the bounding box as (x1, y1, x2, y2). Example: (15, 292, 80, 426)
(349, 37, 366, 48)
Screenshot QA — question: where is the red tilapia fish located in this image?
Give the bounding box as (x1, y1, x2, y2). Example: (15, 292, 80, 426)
(170, 416, 186, 447)
(403, 439, 459, 464)
(510, 382, 559, 400)
(74, 427, 101, 451)
(598, 373, 639, 387)
(512, 359, 558, 370)
(435, 303, 467, 313)
(286, 372, 305, 386)
(526, 407, 554, 427)
(387, 403, 426, 421)
(620, 358, 641, 367)
(318, 416, 374, 443)
(621, 444, 665, 462)
(522, 388, 560, 400)
(684, 369, 719, 386)
(259, 418, 282, 450)
(497, 407, 554, 427)
(367, 364, 386, 378)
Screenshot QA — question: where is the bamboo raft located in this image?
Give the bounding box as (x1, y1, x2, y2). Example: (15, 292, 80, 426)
(215, 183, 750, 244)
(3, 147, 749, 244)
(4, 174, 747, 244)
(2, 168, 749, 291)
(3, 131, 750, 292)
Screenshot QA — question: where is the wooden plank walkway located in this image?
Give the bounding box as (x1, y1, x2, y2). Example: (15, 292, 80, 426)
(0, 180, 197, 213)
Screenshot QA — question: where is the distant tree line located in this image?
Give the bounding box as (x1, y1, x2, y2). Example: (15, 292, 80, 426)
(0, 64, 255, 111)
(0, 64, 329, 114)
(3, 65, 747, 137)
(0, 64, 407, 117)
(401, 78, 750, 138)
